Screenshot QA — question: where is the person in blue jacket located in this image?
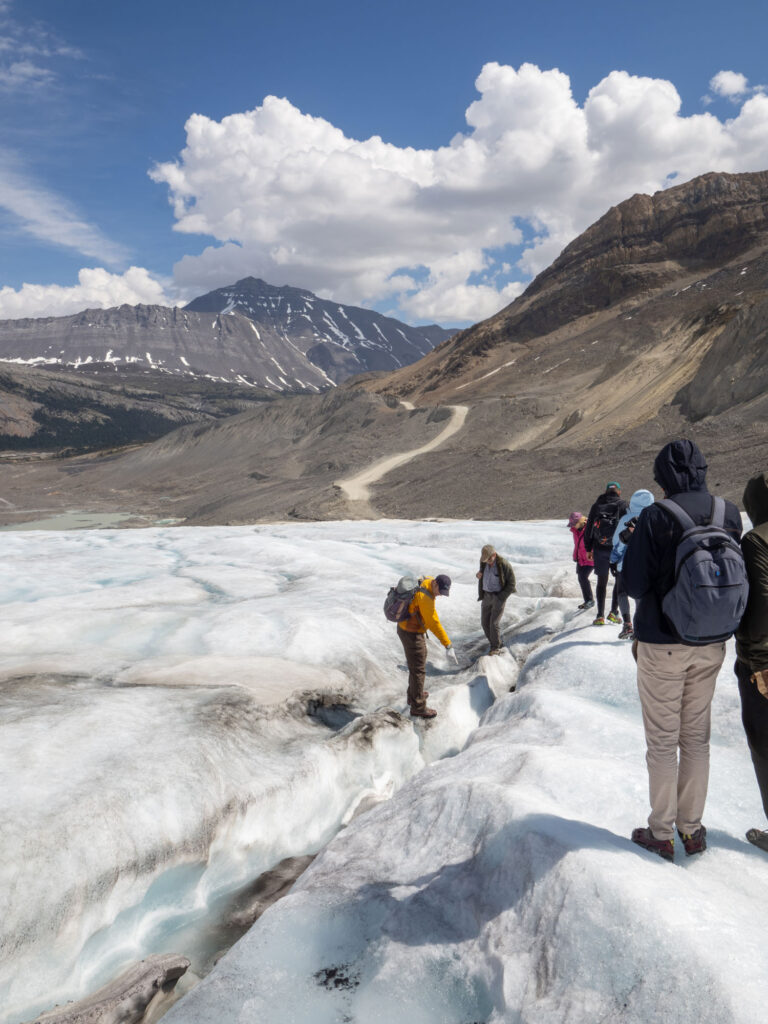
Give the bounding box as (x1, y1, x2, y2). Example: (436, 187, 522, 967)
(610, 489, 655, 640)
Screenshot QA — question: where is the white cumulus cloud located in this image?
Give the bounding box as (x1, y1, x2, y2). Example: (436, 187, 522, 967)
(150, 63, 768, 325)
(0, 267, 171, 319)
(710, 70, 750, 98)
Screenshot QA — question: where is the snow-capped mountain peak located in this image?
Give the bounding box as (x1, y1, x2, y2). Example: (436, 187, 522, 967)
(0, 278, 453, 393)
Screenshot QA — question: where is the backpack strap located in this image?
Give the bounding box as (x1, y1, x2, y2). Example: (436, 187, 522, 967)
(709, 495, 726, 529)
(656, 498, 696, 531)
(658, 496, 727, 532)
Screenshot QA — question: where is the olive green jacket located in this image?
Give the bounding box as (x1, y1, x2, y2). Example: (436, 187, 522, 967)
(477, 554, 516, 602)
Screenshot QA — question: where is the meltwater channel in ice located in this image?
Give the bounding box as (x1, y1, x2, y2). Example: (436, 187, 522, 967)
(0, 519, 564, 1023)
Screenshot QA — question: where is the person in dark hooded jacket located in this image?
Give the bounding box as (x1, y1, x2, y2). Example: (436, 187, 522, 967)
(584, 482, 628, 626)
(622, 439, 741, 861)
(734, 472, 768, 854)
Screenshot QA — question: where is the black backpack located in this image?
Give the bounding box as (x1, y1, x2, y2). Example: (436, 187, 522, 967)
(384, 575, 429, 622)
(591, 500, 622, 549)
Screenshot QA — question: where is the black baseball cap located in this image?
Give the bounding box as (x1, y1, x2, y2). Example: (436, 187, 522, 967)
(435, 574, 452, 595)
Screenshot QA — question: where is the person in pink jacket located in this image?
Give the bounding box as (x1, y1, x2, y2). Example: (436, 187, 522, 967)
(568, 511, 595, 610)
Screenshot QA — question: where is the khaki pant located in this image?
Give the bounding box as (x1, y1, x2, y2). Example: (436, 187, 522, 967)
(398, 628, 428, 712)
(636, 641, 725, 839)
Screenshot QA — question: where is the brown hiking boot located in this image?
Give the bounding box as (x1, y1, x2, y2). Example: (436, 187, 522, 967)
(746, 828, 768, 852)
(631, 827, 674, 861)
(677, 825, 707, 856)
(410, 707, 437, 719)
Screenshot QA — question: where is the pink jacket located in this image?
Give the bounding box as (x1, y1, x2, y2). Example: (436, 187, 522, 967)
(570, 526, 594, 567)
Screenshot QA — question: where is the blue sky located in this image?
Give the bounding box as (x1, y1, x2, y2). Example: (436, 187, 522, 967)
(0, 0, 766, 325)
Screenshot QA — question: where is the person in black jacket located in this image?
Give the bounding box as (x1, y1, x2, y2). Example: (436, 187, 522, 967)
(734, 471, 768, 853)
(623, 439, 742, 861)
(584, 482, 628, 626)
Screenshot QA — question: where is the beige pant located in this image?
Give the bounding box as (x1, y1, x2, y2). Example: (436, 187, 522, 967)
(636, 641, 726, 839)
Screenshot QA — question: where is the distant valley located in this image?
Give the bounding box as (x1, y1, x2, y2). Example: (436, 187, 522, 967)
(1, 170, 767, 525)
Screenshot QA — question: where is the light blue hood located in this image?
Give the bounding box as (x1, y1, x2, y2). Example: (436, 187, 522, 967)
(628, 489, 655, 516)
(612, 489, 656, 570)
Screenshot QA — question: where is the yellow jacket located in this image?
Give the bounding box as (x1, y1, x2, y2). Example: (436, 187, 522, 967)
(397, 576, 451, 647)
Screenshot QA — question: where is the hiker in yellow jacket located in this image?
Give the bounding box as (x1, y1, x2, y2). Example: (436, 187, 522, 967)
(397, 574, 456, 719)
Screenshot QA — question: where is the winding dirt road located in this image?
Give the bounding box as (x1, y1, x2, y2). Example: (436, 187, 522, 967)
(337, 404, 469, 503)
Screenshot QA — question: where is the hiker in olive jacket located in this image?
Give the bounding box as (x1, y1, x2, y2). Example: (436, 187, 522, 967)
(476, 544, 516, 654)
(735, 471, 768, 853)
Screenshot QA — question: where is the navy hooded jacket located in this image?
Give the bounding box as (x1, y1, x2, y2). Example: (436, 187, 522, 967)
(622, 440, 742, 644)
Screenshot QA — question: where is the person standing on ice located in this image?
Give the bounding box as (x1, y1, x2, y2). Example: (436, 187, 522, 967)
(568, 512, 594, 610)
(476, 544, 516, 655)
(734, 472, 768, 854)
(610, 489, 655, 640)
(623, 440, 742, 861)
(584, 482, 628, 626)
(398, 574, 456, 719)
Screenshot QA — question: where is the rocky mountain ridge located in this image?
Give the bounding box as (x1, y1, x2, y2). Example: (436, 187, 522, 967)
(376, 170, 768, 398)
(0, 277, 452, 393)
(185, 277, 450, 381)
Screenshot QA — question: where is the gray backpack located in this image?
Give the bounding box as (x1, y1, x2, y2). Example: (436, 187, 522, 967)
(384, 575, 429, 622)
(658, 497, 748, 644)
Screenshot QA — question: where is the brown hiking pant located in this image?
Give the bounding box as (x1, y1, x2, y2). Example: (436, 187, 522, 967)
(398, 627, 427, 712)
(481, 592, 506, 650)
(636, 640, 725, 839)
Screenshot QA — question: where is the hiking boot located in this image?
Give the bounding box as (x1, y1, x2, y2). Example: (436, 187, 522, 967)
(592, 616, 606, 626)
(410, 707, 437, 719)
(489, 647, 503, 656)
(407, 691, 429, 705)
(677, 826, 707, 856)
(578, 599, 595, 610)
(746, 828, 768, 852)
(618, 622, 634, 640)
(631, 827, 675, 861)
(606, 612, 622, 624)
